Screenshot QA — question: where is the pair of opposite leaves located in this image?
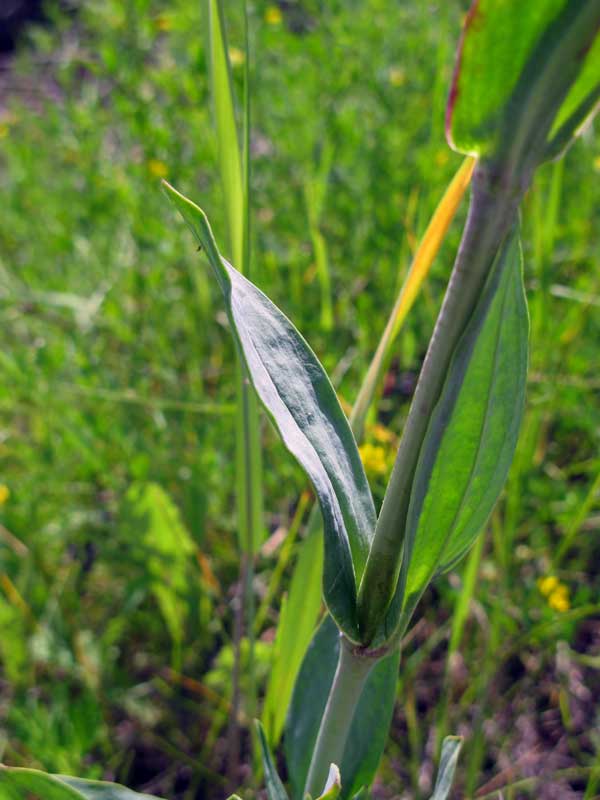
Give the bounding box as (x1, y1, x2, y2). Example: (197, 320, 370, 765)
(164, 182, 528, 647)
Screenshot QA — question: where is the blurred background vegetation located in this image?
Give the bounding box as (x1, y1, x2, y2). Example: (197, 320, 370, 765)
(0, 1, 599, 797)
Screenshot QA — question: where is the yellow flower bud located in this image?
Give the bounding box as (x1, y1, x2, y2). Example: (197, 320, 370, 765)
(537, 575, 558, 596)
(548, 589, 570, 613)
(265, 6, 283, 25)
(148, 159, 168, 178)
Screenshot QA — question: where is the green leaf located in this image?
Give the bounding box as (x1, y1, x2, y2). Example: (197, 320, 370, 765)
(285, 616, 399, 800)
(205, 0, 264, 555)
(429, 737, 463, 800)
(387, 227, 528, 635)
(121, 482, 196, 653)
(0, 767, 165, 799)
(164, 183, 376, 640)
(262, 520, 324, 745)
(546, 28, 600, 152)
(256, 721, 289, 800)
(316, 765, 342, 800)
(447, 1, 600, 164)
(204, 0, 244, 267)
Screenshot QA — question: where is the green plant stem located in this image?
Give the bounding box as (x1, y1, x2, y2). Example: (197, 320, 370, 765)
(357, 161, 525, 644)
(303, 638, 377, 798)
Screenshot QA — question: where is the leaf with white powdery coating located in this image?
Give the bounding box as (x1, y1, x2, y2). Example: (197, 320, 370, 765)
(163, 182, 376, 640)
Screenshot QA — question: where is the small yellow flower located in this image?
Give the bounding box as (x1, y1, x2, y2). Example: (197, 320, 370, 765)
(154, 14, 173, 32)
(228, 47, 245, 67)
(548, 587, 570, 613)
(388, 66, 405, 87)
(371, 423, 395, 445)
(539, 575, 570, 612)
(359, 444, 388, 478)
(0, 485, 10, 505)
(265, 5, 283, 25)
(537, 575, 559, 596)
(148, 159, 168, 178)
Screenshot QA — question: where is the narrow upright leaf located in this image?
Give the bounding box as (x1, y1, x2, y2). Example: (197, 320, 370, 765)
(204, 0, 244, 266)
(386, 227, 528, 635)
(429, 737, 463, 800)
(256, 721, 289, 800)
(204, 0, 264, 554)
(0, 767, 165, 800)
(351, 156, 475, 443)
(262, 520, 324, 745)
(164, 182, 376, 639)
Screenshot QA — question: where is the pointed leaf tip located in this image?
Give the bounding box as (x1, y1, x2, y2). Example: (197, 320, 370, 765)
(429, 737, 463, 800)
(165, 186, 377, 639)
(317, 764, 341, 800)
(256, 720, 290, 800)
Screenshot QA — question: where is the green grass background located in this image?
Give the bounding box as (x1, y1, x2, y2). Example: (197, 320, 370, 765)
(1, 0, 600, 797)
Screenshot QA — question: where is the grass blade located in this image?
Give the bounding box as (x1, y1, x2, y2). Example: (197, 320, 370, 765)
(262, 505, 323, 745)
(429, 737, 463, 800)
(205, 0, 243, 266)
(256, 721, 290, 800)
(204, 0, 263, 774)
(351, 156, 475, 441)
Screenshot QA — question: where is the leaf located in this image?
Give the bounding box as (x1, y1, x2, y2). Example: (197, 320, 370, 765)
(164, 182, 376, 640)
(317, 765, 341, 800)
(447, 1, 600, 163)
(284, 616, 399, 800)
(121, 482, 197, 652)
(546, 30, 600, 152)
(351, 156, 475, 443)
(429, 737, 463, 800)
(387, 227, 528, 635)
(205, 0, 264, 554)
(0, 767, 165, 799)
(256, 721, 289, 800)
(262, 520, 324, 745)
(204, 0, 244, 267)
